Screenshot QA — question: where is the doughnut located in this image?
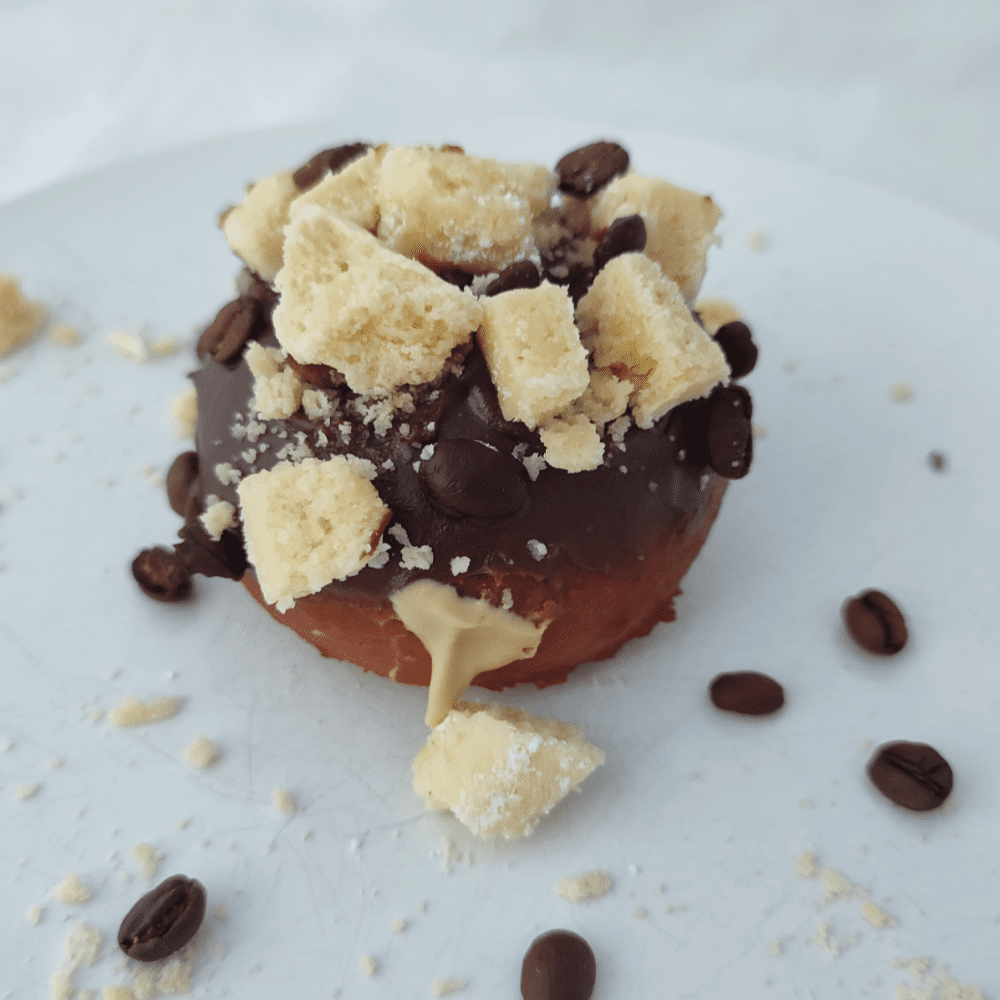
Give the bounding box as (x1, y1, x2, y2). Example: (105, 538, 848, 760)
(139, 140, 757, 725)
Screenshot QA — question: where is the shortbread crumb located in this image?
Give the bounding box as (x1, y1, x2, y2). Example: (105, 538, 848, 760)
(108, 694, 184, 727)
(0, 272, 46, 357)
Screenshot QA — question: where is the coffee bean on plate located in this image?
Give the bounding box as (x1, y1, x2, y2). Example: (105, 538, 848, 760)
(709, 671, 785, 716)
(555, 141, 629, 198)
(521, 929, 596, 1000)
(118, 874, 207, 962)
(421, 439, 529, 519)
(867, 741, 953, 811)
(843, 589, 907, 655)
(131, 547, 191, 602)
(713, 320, 759, 378)
(592, 214, 647, 274)
(166, 451, 199, 517)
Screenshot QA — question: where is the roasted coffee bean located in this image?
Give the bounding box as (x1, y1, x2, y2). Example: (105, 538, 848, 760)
(132, 547, 191, 602)
(843, 589, 907, 655)
(664, 397, 712, 469)
(556, 141, 629, 198)
(485, 260, 542, 296)
(592, 214, 646, 273)
(438, 267, 476, 291)
(867, 741, 953, 811)
(928, 450, 946, 471)
(176, 524, 248, 580)
(197, 296, 258, 364)
(285, 354, 343, 389)
(713, 320, 758, 378)
(706, 384, 753, 479)
(118, 874, 207, 962)
(292, 142, 370, 189)
(166, 452, 199, 517)
(709, 671, 785, 716)
(421, 439, 529, 519)
(521, 929, 596, 1000)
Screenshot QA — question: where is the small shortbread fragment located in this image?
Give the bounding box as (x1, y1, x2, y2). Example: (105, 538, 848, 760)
(450, 556, 471, 576)
(184, 735, 220, 769)
(245, 342, 304, 419)
(0, 272, 46, 357)
(52, 872, 92, 905)
(27, 904, 43, 924)
(200, 499, 235, 542)
(479, 282, 589, 428)
(102, 986, 134, 1000)
(412, 701, 604, 839)
(694, 296, 743, 334)
(274, 207, 483, 393)
(577, 254, 729, 428)
(289, 144, 388, 231)
(238, 456, 391, 611)
(377, 146, 556, 272)
(50, 323, 81, 347)
(554, 869, 613, 902)
(272, 786, 297, 816)
(170, 385, 198, 439)
(108, 695, 184, 727)
(221, 169, 299, 281)
(359, 953, 377, 976)
(130, 842, 163, 881)
(49, 922, 102, 1000)
(861, 901, 897, 928)
(538, 412, 604, 472)
(577, 368, 633, 428)
(107, 330, 148, 363)
(14, 782, 40, 799)
(431, 978, 467, 996)
(593, 172, 722, 303)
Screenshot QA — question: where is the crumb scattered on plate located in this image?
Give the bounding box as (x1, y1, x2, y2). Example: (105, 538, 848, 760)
(108, 694, 184, 727)
(553, 869, 613, 902)
(184, 735, 220, 769)
(51, 871, 92, 905)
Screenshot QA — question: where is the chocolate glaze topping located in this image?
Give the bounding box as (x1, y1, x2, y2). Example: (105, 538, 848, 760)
(182, 291, 754, 599)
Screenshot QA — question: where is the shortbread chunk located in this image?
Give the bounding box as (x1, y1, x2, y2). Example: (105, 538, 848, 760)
(289, 144, 388, 231)
(576, 253, 729, 428)
(577, 368, 634, 428)
(273, 206, 483, 393)
(377, 147, 556, 272)
(593, 173, 722, 303)
(479, 282, 589, 429)
(0, 273, 46, 358)
(221, 170, 299, 282)
(237, 456, 391, 612)
(412, 701, 604, 839)
(245, 342, 303, 419)
(539, 412, 604, 472)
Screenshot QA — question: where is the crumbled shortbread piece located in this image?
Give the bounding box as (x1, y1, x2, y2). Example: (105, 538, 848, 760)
(222, 169, 300, 281)
(526, 539, 547, 561)
(200, 498, 235, 541)
(107, 330, 148, 363)
(14, 782, 40, 799)
(431, 978, 467, 997)
(274, 207, 482, 393)
(272, 786, 297, 815)
(577, 369, 633, 428)
(592, 172, 723, 303)
(538, 412, 604, 472)
(554, 869, 613, 902)
(51, 872, 92, 905)
(246, 342, 303, 419)
(344, 454, 378, 480)
(479, 282, 588, 429)
(302, 387, 335, 421)
(608, 414, 632, 444)
(171, 385, 198, 439)
(388, 523, 411, 546)
(367, 539, 391, 570)
(400, 544, 434, 571)
(108, 695, 184, 727)
(238, 456, 391, 611)
(184, 735, 220, 769)
(241, 448, 257, 464)
(577, 254, 729, 428)
(413, 701, 604, 839)
(0, 273, 46, 357)
(130, 842, 163, 881)
(289, 144, 388, 231)
(214, 462, 241, 486)
(359, 954, 378, 976)
(377, 146, 556, 272)
(50, 323, 81, 347)
(694, 296, 742, 334)
(861, 901, 897, 928)
(245, 419, 267, 443)
(26, 903, 43, 924)
(501, 589, 513, 611)
(450, 556, 471, 576)
(521, 452, 547, 482)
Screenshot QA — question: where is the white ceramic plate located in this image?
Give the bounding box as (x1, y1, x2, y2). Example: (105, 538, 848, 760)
(2, 119, 999, 999)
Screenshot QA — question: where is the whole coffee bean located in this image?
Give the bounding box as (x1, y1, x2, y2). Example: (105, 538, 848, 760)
(166, 452, 199, 517)
(118, 874, 207, 962)
(132, 547, 191, 602)
(867, 741, 953, 811)
(197, 296, 258, 364)
(706, 384, 753, 479)
(438, 266, 476, 291)
(713, 320, 759, 379)
(485, 260, 541, 296)
(421, 439, 529, 519)
(592, 214, 646, 273)
(292, 142, 369, 189)
(521, 929, 596, 1000)
(664, 396, 712, 469)
(843, 590, 907, 655)
(556, 140, 629, 198)
(709, 671, 785, 716)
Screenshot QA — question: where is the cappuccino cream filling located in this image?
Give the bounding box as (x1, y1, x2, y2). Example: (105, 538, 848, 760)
(390, 579, 549, 726)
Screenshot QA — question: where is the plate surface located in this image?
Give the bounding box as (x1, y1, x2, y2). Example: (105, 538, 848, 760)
(2, 119, 999, 999)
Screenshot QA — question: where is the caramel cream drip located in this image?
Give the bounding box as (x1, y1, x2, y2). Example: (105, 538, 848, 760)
(390, 579, 548, 726)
